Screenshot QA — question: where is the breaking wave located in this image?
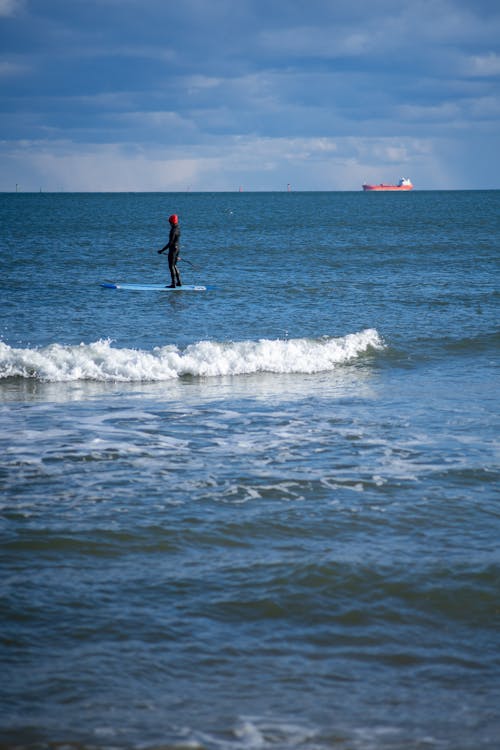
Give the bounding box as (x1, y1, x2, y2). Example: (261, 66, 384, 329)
(0, 329, 384, 382)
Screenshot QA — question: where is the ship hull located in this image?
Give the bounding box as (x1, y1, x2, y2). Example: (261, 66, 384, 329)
(362, 184, 413, 191)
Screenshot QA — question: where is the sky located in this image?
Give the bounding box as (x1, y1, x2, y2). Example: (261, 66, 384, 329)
(1, 0, 499, 191)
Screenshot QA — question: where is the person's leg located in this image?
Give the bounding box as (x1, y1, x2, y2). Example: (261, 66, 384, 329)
(173, 251, 182, 286)
(167, 253, 176, 287)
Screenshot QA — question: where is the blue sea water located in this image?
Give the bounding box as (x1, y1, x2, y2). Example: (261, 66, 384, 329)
(0, 190, 499, 750)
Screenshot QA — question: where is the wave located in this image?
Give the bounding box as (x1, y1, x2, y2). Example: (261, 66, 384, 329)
(0, 330, 383, 383)
(443, 329, 500, 355)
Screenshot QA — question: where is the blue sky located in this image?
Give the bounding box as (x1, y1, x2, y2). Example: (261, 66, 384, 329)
(1, 0, 499, 191)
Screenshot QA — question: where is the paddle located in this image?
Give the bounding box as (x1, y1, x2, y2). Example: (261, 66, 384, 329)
(157, 248, 197, 268)
(179, 257, 197, 269)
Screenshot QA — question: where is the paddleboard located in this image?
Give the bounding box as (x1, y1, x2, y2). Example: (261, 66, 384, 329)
(101, 281, 213, 291)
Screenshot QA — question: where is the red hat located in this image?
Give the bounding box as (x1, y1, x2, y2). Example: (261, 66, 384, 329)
(169, 214, 178, 224)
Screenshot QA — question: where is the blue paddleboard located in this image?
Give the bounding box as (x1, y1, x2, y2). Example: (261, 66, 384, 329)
(101, 282, 213, 291)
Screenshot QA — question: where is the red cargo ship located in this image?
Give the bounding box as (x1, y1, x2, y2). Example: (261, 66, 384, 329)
(362, 177, 413, 191)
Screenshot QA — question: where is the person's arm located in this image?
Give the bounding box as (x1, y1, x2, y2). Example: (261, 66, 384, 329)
(158, 227, 173, 254)
(170, 225, 180, 250)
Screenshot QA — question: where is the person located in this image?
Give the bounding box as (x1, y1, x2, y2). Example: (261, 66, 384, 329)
(158, 214, 182, 287)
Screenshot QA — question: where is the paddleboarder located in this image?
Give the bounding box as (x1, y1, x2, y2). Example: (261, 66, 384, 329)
(158, 214, 182, 287)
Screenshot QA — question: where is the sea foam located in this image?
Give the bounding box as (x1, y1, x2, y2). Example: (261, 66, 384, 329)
(0, 329, 384, 382)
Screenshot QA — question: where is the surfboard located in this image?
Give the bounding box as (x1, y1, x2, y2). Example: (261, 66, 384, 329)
(101, 281, 213, 291)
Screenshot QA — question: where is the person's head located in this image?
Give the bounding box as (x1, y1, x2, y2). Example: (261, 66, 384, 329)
(169, 214, 178, 225)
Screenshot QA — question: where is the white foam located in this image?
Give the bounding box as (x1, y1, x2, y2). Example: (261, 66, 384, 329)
(0, 330, 384, 383)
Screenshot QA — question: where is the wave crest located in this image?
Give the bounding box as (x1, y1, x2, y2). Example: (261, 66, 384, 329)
(0, 330, 384, 382)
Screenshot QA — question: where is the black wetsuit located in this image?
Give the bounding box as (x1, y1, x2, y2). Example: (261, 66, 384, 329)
(159, 223, 181, 286)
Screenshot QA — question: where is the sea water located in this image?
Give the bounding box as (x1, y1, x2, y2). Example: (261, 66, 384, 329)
(0, 190, 499, 750)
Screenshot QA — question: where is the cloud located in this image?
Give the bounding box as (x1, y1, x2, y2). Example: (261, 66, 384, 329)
(0, 0, 499, 190)
(467, 52, 500, 76)
(0, 0, 23, 17)
(0, 60, 28, 75)
(0, 133, 446, 192)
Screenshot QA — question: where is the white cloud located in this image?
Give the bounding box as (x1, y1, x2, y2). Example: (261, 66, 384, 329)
(468, 52, 500, 76)
(258, 1, 500, 68)
(185, 75, 223, 93)
(0, 134, 449, 191)
(398, 101, 462, 123)
(0, 0, 23, 17)
(0, 60, 28, 76)
(467, 95, 500, 119)
(118, 110, 194, 131)
(37, 146, 202, 192)
(1, 0, 499, 190)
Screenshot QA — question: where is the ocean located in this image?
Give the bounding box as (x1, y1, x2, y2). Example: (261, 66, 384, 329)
(0, 189, 499, 750)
